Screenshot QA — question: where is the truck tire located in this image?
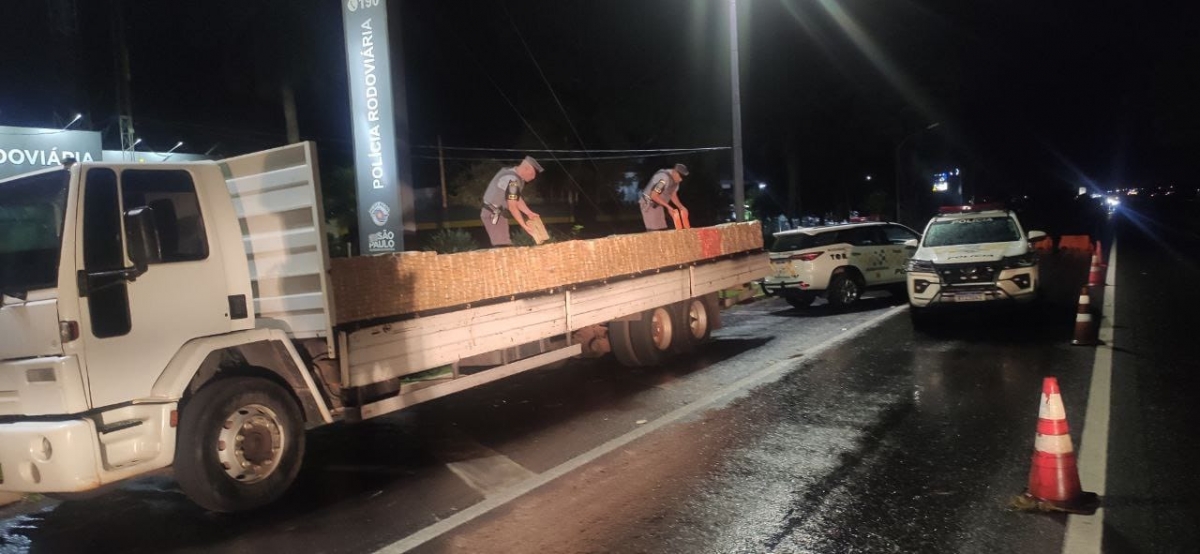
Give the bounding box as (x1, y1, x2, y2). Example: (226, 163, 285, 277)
(703, 293, 722, 332)
(671, 298, 713, 354)
(609, 320, 643, 367)
(629, 306, 674, 365)
(175, 377, 306, 512)
(826, 274, 862, 309)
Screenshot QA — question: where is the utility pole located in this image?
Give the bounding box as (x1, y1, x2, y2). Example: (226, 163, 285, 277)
(111, 0, 135, 160)
(729, 0, 745, 222)
(894, 122, 940, 226)
(438, 135, 448, 228)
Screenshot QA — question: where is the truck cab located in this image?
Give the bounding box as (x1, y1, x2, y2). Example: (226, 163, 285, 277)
(0, 160, 263, 492)
(0, 142, 340, 512)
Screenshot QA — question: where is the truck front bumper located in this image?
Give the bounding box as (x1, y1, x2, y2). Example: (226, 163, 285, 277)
(0, 402, 177, 494)
(0, 419, 102, 493)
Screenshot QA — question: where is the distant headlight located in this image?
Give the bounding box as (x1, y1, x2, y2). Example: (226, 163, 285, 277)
(906, 259, 936, 273)
(1003, 252, 1037, 269)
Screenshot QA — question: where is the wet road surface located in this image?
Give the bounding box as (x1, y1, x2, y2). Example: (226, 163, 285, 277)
(5, 200, 1197, 553)
(1103, 197, 1200, 552)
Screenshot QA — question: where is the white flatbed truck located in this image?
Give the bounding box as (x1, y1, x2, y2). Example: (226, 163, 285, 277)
(0, 142, 768, 511)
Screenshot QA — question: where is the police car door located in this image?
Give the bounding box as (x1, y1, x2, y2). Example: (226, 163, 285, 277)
(848, 227, 889, 285)
(881, 224, 920, 283)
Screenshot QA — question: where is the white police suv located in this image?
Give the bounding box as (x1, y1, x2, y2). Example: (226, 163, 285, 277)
(761, 222, 920, 309)
(905, 205, 1047, 320)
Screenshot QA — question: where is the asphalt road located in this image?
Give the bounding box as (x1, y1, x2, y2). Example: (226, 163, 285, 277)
(3, 199, 1195, 553)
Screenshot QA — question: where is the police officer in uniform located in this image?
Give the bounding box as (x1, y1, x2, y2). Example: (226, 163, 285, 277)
(481, 155, 544, 246)
(640, 163, 689, 230)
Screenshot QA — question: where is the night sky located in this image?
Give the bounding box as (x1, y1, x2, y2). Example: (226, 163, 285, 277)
(3, 0, 1197, 218)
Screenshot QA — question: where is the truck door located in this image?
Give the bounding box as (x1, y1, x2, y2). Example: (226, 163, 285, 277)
(76, 167, 231, 409)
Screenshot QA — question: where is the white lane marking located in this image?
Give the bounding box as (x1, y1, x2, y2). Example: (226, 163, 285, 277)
(1063, 238, 1117, 554)
(374, 305, 907, 554)
(445, 455, 537, 497)
(432, 427, 536, 497)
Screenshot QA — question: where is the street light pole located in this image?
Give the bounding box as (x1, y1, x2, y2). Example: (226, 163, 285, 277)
(729, 0, 745, 222)
(161, 141, 184, 161)
(62, 113, 82, 130)
(894, 122, 939, 224)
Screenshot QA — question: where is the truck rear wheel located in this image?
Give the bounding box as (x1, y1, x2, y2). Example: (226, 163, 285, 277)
(629, 306, 674, 365)
(671, 298, 712, 354)
(609, 320, 643, 367)
(175, 377, 305, 512)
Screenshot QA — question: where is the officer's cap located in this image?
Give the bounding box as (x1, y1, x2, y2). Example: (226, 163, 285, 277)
(673, 163, 689, 177)
(523, 156, 545, 173)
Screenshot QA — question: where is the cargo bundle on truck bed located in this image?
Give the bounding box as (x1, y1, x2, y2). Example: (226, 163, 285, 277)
(329, 222, 763, 324)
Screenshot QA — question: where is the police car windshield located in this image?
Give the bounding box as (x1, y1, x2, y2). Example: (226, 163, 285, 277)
(923, 216, 1020, 247)
(0, 170, 69, 295)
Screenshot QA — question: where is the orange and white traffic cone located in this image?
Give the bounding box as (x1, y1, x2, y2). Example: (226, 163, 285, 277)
(1012, 377, 1098, 514)
(1087, 242, 1105, 287)
(1071, 287, 1097, 346)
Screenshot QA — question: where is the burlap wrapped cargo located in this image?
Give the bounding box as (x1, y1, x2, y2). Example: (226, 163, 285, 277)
(330, 221, 762, 324)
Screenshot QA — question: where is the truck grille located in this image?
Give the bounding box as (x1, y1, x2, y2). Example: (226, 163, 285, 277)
(937, 263, 998, 285)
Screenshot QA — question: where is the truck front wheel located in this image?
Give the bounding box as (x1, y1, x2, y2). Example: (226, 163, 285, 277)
(175, 377, 306, 512)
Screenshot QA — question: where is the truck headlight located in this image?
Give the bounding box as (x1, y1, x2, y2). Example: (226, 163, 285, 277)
(906, 259, 935, 273)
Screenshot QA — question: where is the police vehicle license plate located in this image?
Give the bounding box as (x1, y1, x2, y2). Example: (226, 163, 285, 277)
(954, 292, 986, 302)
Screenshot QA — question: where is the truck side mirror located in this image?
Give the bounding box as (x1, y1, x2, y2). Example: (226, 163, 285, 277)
(124, 206, 162, 274)
(903, 239, 919, 248)
(1027, 230, 1048, 242)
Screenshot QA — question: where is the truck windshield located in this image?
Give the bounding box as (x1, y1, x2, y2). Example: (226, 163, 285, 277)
(0, 170, 70, 295)
(922, 216, 1021, 247)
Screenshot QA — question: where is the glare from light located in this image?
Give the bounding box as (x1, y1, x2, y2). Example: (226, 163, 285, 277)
(63, 113, 82, 130)
(758, 182, 767, 190)
(813, 0, 939, 122)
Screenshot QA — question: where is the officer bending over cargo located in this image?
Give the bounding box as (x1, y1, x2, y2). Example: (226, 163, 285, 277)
(481, 155, 544, 246)
(640, 163, 689, 231)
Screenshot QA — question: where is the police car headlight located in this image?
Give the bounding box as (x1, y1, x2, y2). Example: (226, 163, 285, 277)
(1003, 253, 1037, 269)
(906, 259, 935, 273)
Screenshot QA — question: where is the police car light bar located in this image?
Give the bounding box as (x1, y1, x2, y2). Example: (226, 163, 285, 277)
(938, 202, 1005, 214)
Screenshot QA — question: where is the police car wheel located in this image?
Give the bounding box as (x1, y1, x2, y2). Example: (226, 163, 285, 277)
(909, 306, 934, 330)
(827, 275, 861, 308)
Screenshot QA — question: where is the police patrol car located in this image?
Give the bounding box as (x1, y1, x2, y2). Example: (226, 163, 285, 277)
(905, 204, 1047, 320)
(761, 221, 920, 309)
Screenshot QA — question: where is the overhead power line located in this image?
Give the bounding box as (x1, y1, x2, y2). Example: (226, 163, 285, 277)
(414, 149, 729, 162)
(413, 145, 731, 154)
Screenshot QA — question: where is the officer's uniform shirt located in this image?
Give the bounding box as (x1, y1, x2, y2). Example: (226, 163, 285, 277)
(641, 170, 678, 202)
(639, 169, 677, 231)
(481, 167, 525, 246)
(483, 168, 524, 210)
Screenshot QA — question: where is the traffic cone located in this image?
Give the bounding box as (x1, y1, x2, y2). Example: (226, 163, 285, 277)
(1071, 287, 1097, 346)
(1087, 242, 1105, 287)
(1011, 377, 1098, 514)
